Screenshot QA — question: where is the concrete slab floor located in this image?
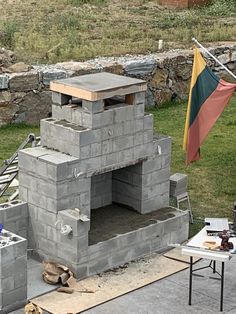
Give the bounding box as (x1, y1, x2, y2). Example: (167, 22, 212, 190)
(9, 258, 236, 314)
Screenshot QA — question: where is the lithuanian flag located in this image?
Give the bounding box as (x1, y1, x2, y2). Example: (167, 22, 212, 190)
(183, 47, 236, 165)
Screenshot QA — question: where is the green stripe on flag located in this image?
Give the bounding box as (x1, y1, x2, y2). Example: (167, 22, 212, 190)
(190, 66, 219, 127)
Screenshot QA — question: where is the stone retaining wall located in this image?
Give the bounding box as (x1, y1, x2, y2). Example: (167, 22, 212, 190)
(0, 44, 235, 125)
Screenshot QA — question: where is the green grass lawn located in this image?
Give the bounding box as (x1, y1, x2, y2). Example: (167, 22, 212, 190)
(149, 95, 236, 223)
(0, 0, 235, 63)
(0, 96, 235, 236)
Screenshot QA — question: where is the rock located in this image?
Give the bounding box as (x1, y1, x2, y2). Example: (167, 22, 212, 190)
(124, 57, 157, 76)
(0, 74, 9, 89)
(0, 102, 18, 126)
(16, 91, 52, 124)
(151, 68, 168, 88)
(145, 86, 156, 106)
(55, 61, 96, 76)
(5, 62, 32, 73)
(171, 80, 190, 100)
(41, 68, 68, 86)
(9, 71, 39, 91)
(154, 88, 172, 104)
(175, 64, 192, 80)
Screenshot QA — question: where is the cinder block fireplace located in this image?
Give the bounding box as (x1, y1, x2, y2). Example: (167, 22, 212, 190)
(18, 72, 189, 278)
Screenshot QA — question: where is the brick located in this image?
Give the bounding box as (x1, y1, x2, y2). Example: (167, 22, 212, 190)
(52, 91, 71, 105)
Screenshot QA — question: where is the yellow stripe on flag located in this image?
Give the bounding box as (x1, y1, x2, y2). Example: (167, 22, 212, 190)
(183, 48, 206, 151)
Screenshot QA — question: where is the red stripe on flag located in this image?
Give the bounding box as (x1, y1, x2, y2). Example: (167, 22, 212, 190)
(186, 80, 236, 165)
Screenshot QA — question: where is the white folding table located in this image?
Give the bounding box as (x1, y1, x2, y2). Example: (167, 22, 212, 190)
(182, 227, 236, 312)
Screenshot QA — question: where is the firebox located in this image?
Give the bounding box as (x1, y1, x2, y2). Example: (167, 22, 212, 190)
(18, 72, 189, 278)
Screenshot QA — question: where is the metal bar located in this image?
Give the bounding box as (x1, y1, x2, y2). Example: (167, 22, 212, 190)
(192, 38, 236, 80)
(220, 262, 225, 312)
(213, 260, 216, 273)
(189, 256, 193, 305)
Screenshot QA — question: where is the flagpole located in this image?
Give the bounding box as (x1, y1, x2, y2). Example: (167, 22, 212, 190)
(192, 37, 236, 81)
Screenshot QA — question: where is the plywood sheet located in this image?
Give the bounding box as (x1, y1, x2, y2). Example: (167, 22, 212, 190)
(31, 253, 189, 314)
(50, 72, 147, 101)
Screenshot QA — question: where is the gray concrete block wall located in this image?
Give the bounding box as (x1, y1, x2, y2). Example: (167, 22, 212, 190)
(0, 201, 28, 237)
(84, 209, 188, 278)
(0, 231, 27, 313)
(91, 173, 112, 209)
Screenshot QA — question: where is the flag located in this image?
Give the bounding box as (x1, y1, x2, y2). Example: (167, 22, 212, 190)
(183, 47, 236, 165)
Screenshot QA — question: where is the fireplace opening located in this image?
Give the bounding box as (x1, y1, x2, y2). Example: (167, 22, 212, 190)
(88, 164, 176, 245)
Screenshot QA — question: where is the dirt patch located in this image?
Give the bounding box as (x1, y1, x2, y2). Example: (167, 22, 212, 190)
(89, 203, 176, 245)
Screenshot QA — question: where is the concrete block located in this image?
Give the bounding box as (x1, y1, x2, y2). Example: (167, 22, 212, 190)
(134, 132, 143, 146)
(90, 142, 102, 157)
(101, 152, 119, 167)
(133, 103, 145, 118)
(80, 129, 102, 146)
(140, 193, 169, 213)
(82, 100, 104, 113)
(134, 118, 144, 132)
(80, 145, 91, 159)
(88, 255, 110, 275)
(38, 237, 58, 256)
(19, 186, 28, 202)
(37, 207, 58, 226)
(14, 256, 27, 276)
(1, 276, 14, 292)
(52, 103, 72, 122)
(113, 104, 134, 123)
(143, 113, 153, 130)
(117, 148, 134, 163)
(2, 285, 27, 307)
(102, 139, 113, 154)
(109, 247, 132, 269)
(102, 123, 123, 141)
(123, 120, 134, 135)
(52, 91, 72, 105)
(113, 135, 134, 152)
(140, 223, 164, 241)
(0, 74, 9, 89)
(71, 106, 83, 125)
(143, 130, 153, 143)
(58, 209, 90, 236)
(116, 230, 142, 248)
(82, 110, 113, 129)
(14, 271, 27, 289)
(130, 241, 151, 260)
(153, 134, 172, 155)
(125, 91, 146, 105)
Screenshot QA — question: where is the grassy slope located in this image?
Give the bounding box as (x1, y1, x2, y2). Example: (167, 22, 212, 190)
(0, 124, 39, 165)
(0, 0, 235, 63)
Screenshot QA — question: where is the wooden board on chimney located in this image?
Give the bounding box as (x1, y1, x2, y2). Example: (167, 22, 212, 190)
(50, 72, 147, 101)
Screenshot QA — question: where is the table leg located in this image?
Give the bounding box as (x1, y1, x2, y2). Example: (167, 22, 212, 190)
(189, 256, 193, 305)
(213, 260, 216, 273)
(220, 262, 225, 312)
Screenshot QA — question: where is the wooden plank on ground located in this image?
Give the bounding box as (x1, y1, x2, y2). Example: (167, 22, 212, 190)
(30, 253, 190, 314)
